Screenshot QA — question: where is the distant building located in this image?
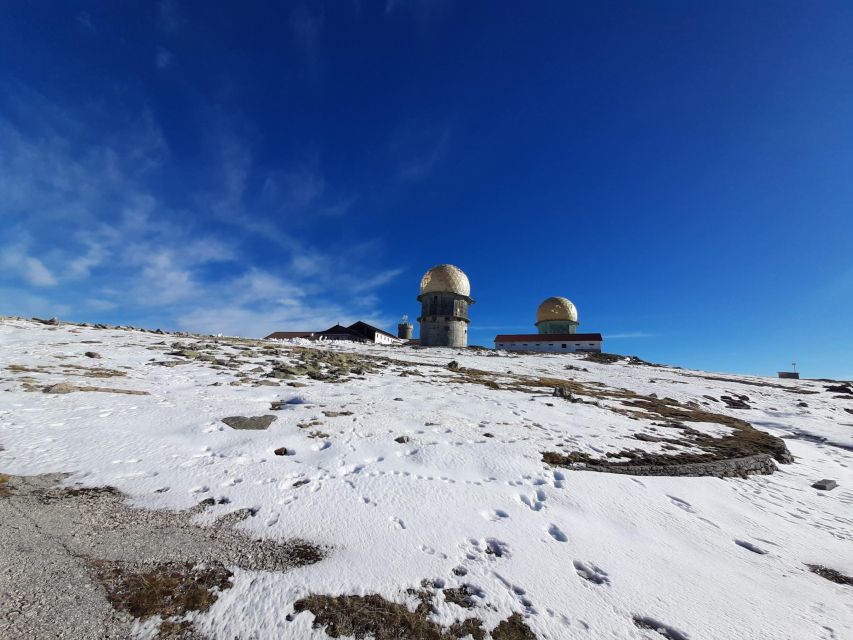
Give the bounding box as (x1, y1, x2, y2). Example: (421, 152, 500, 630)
(495, 333, 603, 353)
(778, 371, 800, 380)
(397, 315, 414, 340)
(417, 264, 473, 347)
(495, 296, 602, 353)
(266, 321, 401, 345)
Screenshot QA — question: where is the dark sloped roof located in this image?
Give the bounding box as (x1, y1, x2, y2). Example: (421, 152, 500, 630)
(494, 333, 603, 343)
(321, 324, 364, 338)
(348, 321, 398, 340)
(265, 331, 316, 340)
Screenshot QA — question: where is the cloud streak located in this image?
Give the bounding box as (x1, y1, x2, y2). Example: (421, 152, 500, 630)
(0, 82, 402, 337)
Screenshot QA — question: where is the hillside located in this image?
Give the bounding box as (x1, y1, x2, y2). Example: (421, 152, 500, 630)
(0, 317, 850, 640)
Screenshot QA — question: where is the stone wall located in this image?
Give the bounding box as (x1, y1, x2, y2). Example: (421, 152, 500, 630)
(569, 453, 778, 478)
(418, 292, 470, 347)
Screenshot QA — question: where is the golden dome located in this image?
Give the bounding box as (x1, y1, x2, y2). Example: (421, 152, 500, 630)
(536, 296, 578, 324)
(419, 264, 470, 297)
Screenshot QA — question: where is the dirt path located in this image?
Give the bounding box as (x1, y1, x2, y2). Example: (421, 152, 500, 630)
(0, 474, 322, 639)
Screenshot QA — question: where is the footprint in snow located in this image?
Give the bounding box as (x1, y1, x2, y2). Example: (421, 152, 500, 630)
(483, 509, 510, 522)
(667, 495, 696, 513)
(632, 615, 690, 640)
(390, 516, 406, 530)
(734, 539, 768, 555)
(518, 492, 545, 511)
(547, 524, 568, 542)
(573, 560, 609, 585)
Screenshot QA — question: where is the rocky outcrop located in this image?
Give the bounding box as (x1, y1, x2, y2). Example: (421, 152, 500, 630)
(558, 453, 780, 478)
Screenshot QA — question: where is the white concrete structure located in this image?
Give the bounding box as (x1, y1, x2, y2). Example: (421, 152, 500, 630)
(417, 264, 473, 347)
(494, 333, 603, 353)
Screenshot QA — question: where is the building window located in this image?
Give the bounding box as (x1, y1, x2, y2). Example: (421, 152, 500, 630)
(561, 344, 566, 348)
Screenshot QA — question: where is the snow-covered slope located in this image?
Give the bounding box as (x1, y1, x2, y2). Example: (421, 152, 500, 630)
(1, 317, 850, 639)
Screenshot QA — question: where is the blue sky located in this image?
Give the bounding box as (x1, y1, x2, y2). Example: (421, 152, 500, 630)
(1, 2, 852, 379)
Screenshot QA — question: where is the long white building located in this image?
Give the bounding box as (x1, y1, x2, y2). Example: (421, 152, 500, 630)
(494, 332, 603, 353)
(494, 296, 603, 353)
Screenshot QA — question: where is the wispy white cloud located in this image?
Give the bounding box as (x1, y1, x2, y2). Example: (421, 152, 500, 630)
(289, 5, 323, 81)
(76, 11, 95, 33)
(0, 81, 401, 337)
(157, 0, 183, 32)
(156, 47, 173, 69)
(0, 242, 57, 287)
(398, 128, 450, 181)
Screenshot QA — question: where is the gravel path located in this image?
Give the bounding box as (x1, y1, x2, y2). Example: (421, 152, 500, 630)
(0, 474, 322, 639)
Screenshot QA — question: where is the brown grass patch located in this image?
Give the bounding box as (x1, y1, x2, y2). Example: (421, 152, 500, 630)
(293, 591, 534, 640)
(0, 474, 12, 497)
(92, 560, 233, 619)
(7, 363, 49, 373)
(61, 363, 127, 378)
(492, 613, 537, 640)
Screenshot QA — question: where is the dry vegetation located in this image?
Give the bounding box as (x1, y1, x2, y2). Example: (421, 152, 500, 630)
(0, 473, 12, 498)
(292, 589, 535, 640)
(92, 560, 233, 619)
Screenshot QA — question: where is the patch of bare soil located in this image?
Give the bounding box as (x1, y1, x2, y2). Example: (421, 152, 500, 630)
(92, 561, 232, 619)
(292, 589, 535, 640)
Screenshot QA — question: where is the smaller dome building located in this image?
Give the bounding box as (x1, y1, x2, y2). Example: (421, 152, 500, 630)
(536, 296, 579, 335)
(494, 295, 602, 353)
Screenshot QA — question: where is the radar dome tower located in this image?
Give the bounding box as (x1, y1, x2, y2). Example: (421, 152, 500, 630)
(417, 264, 473, 347)
(535, 297, 579, 334)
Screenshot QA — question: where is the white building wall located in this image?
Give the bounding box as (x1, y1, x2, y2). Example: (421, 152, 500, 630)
(495, 340, 601, 353)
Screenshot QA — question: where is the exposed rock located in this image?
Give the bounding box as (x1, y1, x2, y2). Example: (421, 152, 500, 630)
(447, 360, 460, 371)
(825, 384, 852, 395)
(43, 382, 149, 396)
(221, 415, 277, 430)
(544, 451, 780, 478)
(32, 317, 59, 325)
(812, 479, 838, 491)
(42, 382, 77, 394)
(84, 351, 102, 359)
(721, 395, 751, 409)
(394, 436, 410, 444)
(274, 447, 292, 456)
(807, 564, 853, 585)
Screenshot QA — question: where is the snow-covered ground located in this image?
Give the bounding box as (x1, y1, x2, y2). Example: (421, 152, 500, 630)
(1, 317, 851, 639)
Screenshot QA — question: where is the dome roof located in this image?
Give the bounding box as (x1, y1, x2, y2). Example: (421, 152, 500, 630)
(419, 264, 470, 297)
(536, 296, 578, 324)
